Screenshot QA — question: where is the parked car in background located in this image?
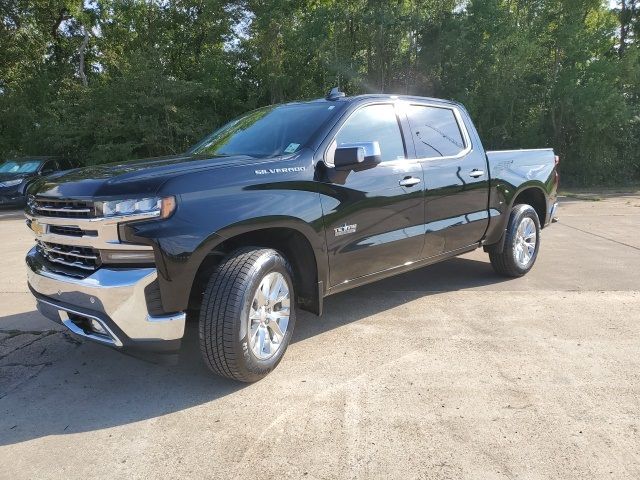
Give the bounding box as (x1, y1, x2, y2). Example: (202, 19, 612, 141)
(0, 157, 76, 207)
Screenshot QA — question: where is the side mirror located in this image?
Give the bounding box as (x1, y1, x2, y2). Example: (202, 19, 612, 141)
(334, 142, 382, 171)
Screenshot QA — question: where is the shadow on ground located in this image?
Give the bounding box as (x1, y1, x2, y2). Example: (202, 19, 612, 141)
(0, 207, 24, 218)
(0, 256, 505, 446)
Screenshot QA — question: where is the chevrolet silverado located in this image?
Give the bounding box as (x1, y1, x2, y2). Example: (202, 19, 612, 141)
(25, 89, 559, 382)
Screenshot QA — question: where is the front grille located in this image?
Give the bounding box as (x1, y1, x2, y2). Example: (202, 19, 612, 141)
(37, 241, 101, 272)
(34, 198, 95, 218)
(49, 225, 98, 237)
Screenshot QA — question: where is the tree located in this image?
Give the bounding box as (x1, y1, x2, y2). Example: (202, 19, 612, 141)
(0, 0, 638, 184)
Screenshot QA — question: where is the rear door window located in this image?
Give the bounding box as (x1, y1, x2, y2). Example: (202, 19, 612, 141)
(406, 105, 466, 158)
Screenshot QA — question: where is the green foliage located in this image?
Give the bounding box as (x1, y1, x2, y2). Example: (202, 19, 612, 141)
(0, 0, 638, 185)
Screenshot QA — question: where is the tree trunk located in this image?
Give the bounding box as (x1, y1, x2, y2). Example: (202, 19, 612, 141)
(78, 29, 90, 87)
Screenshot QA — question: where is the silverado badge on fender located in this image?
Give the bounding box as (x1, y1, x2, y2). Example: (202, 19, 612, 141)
(335, 223, 357, 236)
(255, 167, 306, 175)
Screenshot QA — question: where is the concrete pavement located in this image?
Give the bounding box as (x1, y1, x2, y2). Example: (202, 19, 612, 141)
(0, 195, 639, 479)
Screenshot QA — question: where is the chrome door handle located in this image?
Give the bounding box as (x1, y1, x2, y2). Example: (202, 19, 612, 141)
(469, 169, 485, 178)
(399, 176, 421, 187)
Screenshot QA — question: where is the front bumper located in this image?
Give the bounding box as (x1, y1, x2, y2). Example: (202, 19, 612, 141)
(26, 247, 185, 350)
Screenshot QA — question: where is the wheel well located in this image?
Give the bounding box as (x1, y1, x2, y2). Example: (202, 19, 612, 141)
(484, 186, 548, 255)
(513, 188, 546, 226)
(188, 228, 320, 315)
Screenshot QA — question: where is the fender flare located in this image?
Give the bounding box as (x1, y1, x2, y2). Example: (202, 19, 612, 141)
(175, 216, 329, 315)
(489, 182, 548, 254)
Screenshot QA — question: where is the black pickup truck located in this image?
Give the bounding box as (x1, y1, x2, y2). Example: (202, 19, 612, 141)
(25, 90, 559, 382)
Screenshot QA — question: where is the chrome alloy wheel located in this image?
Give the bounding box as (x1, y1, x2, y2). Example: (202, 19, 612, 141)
(513, 217, 537, 268)
(248, 272, 291, 360)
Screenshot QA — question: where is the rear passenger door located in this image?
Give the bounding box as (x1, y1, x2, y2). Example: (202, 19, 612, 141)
(404, 103, 490, 258)
(319, 103, 425, 287)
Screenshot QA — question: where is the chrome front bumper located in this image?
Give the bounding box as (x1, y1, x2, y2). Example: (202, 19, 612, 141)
(26, 247, 185, 348)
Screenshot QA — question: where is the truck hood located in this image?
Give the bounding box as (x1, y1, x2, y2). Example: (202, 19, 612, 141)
(29, 154, 260, 198)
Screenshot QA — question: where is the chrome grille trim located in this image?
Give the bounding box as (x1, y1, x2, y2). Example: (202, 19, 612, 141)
(37, 241, 101, 271)
(26, 213, 153, 251)
(36, 206, 93, 214)
(33, 198, 95, 218)
(39, 242, 99, 260)
(48, 225, 97, 237)
(41, 256, 97, 271)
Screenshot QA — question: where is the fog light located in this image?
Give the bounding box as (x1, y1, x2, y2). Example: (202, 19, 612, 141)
(89, 319, 107, 335)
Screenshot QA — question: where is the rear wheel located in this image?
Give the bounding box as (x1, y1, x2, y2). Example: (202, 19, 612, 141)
(199, 248, 296, 382)
(489, 204, 541, 277)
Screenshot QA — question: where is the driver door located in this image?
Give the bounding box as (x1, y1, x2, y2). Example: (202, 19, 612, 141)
(319, 103, 425, 287)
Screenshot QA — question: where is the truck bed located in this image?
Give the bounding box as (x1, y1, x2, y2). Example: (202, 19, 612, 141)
(486, 148, 556, 177)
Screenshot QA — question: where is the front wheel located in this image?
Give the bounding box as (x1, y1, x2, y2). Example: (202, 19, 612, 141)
(199, 248, 296, 382)
(489, 204, 541, 277)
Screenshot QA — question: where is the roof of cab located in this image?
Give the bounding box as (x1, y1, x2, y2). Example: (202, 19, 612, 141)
(276, 93, 465, 112)
(292, 92, 462, 109)
(339, 93, 461, 107)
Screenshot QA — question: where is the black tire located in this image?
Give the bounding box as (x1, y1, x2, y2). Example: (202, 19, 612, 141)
(198, 248, 296, 382)
(489, 204, 541, 277)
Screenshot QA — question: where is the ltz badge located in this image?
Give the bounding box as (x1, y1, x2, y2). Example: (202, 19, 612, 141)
(334, 224, 357, 236)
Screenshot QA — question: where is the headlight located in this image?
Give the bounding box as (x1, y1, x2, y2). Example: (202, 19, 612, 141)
(0, 179, 23, 188)
(97, 196, 176, 219)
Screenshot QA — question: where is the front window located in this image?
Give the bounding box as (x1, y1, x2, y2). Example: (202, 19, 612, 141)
(189, 102, 343, 159)
(0, 161, 41, 174)
(333, 104, 406, 162)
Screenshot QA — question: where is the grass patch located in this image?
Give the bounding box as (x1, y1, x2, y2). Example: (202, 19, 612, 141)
(559, 186, 640, 201)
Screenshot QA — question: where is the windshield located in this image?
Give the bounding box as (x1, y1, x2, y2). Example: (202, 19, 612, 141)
(0, 161, 41, 174)
(188, 102, 342, 158)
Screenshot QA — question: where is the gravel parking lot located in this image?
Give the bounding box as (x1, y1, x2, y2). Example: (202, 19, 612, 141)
(1, 194, 639, 480)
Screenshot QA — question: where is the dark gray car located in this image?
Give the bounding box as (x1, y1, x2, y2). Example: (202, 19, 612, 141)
(0, 157, 75, 207)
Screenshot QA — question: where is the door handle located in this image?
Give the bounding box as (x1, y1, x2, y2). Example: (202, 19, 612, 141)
(469, 169, 485, 178)
(399, 176, 421, 187)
